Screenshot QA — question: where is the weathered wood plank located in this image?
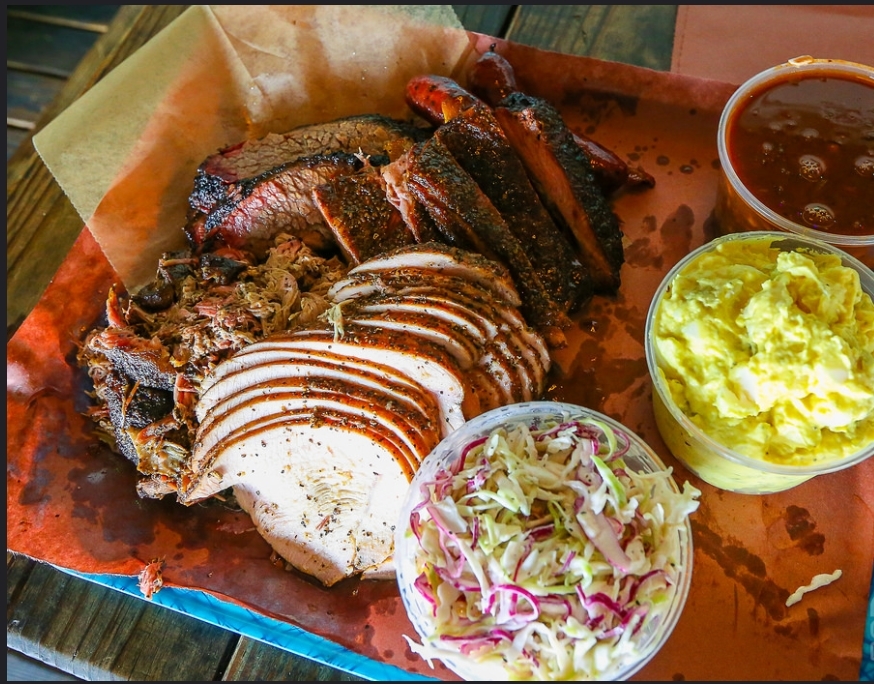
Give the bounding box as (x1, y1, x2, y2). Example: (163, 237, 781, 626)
(6, 8, 118, 163)
(7, 5, 189, 338)
(7, 71, 65, 129)
(6, 650, 80, 682)
(7, 553, 236, 681)
(7, 5, 120, 29)
(7, 16, 109, 78)
(506, 5, 677, 70)
(222, 638, 365, 682)
(7, 129, 31, 163)
(451, 5, 516, 37)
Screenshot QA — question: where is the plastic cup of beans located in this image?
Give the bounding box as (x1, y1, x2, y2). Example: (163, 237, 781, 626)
(714, 56, 874, 268)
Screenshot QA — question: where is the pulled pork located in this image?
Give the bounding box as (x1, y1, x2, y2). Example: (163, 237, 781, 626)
(78, 233, 349, 499)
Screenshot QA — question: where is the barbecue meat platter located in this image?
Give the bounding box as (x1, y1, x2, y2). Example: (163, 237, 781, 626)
(77, 50, 656, 589)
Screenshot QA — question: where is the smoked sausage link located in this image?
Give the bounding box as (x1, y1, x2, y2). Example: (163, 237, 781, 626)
(405, 75, 481, 127)
(468, 47, 519, 105)
(467, 48, 655, 194)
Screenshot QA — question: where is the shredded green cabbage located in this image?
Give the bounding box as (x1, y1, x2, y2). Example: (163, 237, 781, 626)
(403, 415, 701, 680)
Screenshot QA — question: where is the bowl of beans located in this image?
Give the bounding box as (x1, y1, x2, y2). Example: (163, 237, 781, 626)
(714, 56, 874, 267)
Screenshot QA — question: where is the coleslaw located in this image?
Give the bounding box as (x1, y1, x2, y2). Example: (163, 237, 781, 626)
(397, 406, 700, 680)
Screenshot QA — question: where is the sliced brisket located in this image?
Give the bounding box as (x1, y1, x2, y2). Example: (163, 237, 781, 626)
(494, 91, 625, 293)
(189, 113, 430, 215)
(195, 152, 366, 258)
(434, 103, 593, 313)
(312, 168, 416, 265)
(404, 137, 572, 346)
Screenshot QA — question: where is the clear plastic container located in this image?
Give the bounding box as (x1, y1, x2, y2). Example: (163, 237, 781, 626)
(645, 231, 874, 494)
(394, 401, 696, 681)
(714, 56, 874, 268)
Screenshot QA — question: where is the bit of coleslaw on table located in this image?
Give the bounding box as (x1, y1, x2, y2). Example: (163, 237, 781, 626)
(785, 569, 843, 607)
(401, 413, 701, 680)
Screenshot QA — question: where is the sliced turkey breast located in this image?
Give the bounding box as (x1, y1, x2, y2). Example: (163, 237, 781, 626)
(342, 293, 534, 397)
(369, 291, 546, 400)
(337, 294, 529, 403)
(335, 307, 481, 370)
(465, 367, 505, 413)
(196, 348, 443, 436)
(190, 392, 425, 493)
(326, 275, 551, 400)
(193, 377, 437, 475)
(341, 241, 523, 307)
(326, 268, 526, 316)
(185, 408, 414, 586)
(249, 322, 475, 431)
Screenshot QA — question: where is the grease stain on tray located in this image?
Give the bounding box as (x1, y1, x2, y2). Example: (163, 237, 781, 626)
(658, 204, 696, 257)
(692, 520, 790, 621)
(784, 505, 825, 556)
(807, 607, 820, 637)
(560, 89, 640, 126)
(625, 232, 665, 269)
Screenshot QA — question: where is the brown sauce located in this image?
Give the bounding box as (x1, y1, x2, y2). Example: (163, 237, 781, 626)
(727, 71, 874, 237)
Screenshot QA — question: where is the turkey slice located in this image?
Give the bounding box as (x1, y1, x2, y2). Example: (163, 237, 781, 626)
(345, 241, 522, 307)
(193, 376, 437, 474)
(185, 408, 413, 586)
(197, 349, 442, 439)
(255, 322, 476, 430)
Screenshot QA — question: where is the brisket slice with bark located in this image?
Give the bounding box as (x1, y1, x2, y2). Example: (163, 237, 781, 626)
(311, 167, 416, 265)
(192, 152, 367, 259)
(434, 102, 593, 313)
(100, 369, 178, 466)
(403, 136, 572, 347)
(87, 327, 178, 391)
(494, 92, 625, 294)
(189, 113, 430, 215)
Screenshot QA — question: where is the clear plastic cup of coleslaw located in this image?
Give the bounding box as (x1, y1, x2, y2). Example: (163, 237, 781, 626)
(394, 401, 699, 681)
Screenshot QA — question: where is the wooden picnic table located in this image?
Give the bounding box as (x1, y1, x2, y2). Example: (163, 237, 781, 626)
(6, 5, 679, 680)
